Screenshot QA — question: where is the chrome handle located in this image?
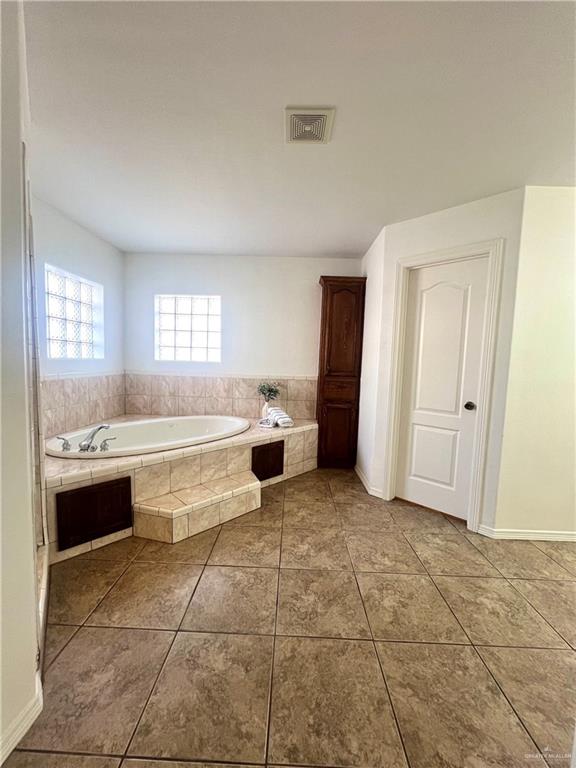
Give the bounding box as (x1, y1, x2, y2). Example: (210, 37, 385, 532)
(100, 437, 117, 452)
(56, 436, 71, 451)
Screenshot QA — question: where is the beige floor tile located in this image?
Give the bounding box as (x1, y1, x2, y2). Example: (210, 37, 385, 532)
(268, 636, 407, 767)
(208, 526, 281, 567)
(435, 576, 568, 648)
(181, 566, 278, 634)
(510, 579, 576, 648)
(405, 533, 500, 576)
(4, 755, 120, 768)
(223, 503, 283, 528)
(284, 484, 332, 502)
(283, 500, 341, 528)
(345, 531, 425, 573)
(135, 527, 219, 564)
(357, 573, 468, 643)
(377, 642, 539, 768)
(123, 762, 253, 768)
(48, 559, 127, 624)
(261, 484, 285, 504)
(281, 528, 352, 570)
(87, 562, 202, 629)
(337, 503, 398, 531)
(43, 624, 78, 670)
(277, 569, 371, 638)
(329, 483, 375, 504)
(389, 505, 459, 533)
(21, 627, 173, 754)
(128, 632, 273, 762)
(478, 647, 576, 766)
(79, 536, 147, 562)
(532, 541, 576, 577)
(465, 536, 573, 579)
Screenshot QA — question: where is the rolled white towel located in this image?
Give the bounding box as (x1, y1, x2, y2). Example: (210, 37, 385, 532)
(267, 406, 294, 427)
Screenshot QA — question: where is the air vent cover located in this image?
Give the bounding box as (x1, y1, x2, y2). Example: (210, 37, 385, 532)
(286, 107, 335, 143)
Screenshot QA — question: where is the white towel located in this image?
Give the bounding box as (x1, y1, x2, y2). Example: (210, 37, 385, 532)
(267, 406, 294, 428)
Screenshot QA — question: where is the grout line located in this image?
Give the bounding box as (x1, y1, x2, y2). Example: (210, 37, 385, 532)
(333, 480, 414, 768)
(263, 486, 285, 765)
(504, 577, 572, 649)
(121, 524, 224, 758)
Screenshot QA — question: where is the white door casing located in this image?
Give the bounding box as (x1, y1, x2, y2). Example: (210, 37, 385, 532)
(385, 240, 503, 530)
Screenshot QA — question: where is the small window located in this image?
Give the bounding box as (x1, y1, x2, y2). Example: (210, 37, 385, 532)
(45, 265, 104, 359)
(155, 294, 221, 362)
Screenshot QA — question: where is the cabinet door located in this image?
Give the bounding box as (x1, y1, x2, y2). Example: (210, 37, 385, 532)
(322, 283, 364, 377)
(319, 404, 357, 467)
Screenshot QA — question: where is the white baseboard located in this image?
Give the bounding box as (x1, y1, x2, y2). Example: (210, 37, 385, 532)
(0, 673, 43, 764)
(478, 525, 576, 541)
(354, 466, 386, 499)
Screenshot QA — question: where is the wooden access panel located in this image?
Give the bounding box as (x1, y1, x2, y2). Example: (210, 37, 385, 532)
(252, 441, 284, 481)
(56, 476, 132, 551)
(317, 276, 366, 467)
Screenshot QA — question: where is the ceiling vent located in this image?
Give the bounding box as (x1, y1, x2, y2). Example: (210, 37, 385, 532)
(285, 107, 335, 144)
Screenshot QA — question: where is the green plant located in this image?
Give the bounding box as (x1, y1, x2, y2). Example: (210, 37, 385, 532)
(258, 381, 280, 402)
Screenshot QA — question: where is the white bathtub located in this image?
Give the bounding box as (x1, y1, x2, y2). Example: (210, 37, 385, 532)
(45, 415, 251, 458)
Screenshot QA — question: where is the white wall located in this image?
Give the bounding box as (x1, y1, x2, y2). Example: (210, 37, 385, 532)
(357, 189, 526, 528)
(495, 187, 575, 535)
(32, 197, 124, 376)
(124, 253, 361, 376)
(1, 2, 43, 761)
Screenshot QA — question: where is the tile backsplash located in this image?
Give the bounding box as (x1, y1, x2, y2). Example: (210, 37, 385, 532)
(124, 374, 318, 420)
(41, 374, 125, 438)
(41, 372, 317, 438)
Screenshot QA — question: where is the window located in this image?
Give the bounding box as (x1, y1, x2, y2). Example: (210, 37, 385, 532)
(155, 294, 221, 362)
(45, 265, 104, 359)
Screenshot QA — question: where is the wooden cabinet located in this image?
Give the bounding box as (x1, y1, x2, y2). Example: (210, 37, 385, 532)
(56, 476, 132, 551)
(317, 276, 366, 467)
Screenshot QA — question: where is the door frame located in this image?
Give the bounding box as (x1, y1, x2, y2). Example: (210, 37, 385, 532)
(384, 238, 504, 531)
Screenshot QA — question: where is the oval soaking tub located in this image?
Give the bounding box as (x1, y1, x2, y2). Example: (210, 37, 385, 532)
(45, 415, 251, 458)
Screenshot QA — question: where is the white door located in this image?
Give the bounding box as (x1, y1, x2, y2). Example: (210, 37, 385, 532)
(396, 256, 489, 519)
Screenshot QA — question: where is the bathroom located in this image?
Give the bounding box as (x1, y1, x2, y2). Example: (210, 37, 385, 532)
(2, 2, 575, 767)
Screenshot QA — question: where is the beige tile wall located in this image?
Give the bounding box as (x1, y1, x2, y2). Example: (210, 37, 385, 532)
(40, 372, 317, 439)
(124, 374, 318, 421)
(41, 374, 125, 438)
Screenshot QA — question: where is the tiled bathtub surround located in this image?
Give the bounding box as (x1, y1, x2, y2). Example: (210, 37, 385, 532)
(45, 419, 318, 559)
(41, 372, 317, 438)
(41, 373, 125, 437)
(125, 373, 318, 420)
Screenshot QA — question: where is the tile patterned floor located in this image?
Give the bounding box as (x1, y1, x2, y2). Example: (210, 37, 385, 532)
(9, 469, 576, 768)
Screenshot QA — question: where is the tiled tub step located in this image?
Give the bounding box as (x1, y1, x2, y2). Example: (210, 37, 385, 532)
(133, 470, 261, 543)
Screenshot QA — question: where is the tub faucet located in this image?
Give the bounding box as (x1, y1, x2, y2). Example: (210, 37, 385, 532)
(78, 424, 110, 452)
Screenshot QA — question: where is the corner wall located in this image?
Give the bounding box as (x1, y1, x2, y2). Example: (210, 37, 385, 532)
(357, 188, 526, 529)
(32, 197, 124, 377)
(1, 2, 43, 760)
(494, 187, 575, 537)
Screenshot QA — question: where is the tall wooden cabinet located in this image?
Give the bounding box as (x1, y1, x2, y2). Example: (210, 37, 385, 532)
(316, 276, 367, 467)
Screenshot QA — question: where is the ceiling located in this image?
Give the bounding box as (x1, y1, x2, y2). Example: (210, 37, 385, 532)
(24, 1, 575, 257)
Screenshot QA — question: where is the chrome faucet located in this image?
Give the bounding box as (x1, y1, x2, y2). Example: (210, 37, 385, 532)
(78, 424, 110, 452)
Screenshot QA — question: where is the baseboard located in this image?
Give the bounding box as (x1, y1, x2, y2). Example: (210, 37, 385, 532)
(478, 525, 576, 541)
(354, 466, 386, 499)
(0, 673, 43, 764)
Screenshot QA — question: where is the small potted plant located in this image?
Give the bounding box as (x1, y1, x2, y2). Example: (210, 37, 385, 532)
(258, 381, 280, 419)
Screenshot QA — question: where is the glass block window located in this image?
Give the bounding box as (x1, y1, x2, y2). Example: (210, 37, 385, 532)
(155, 295, 221, 362)
(45, 265, 104, 359)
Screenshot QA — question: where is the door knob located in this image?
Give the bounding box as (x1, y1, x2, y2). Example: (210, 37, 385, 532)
(464, 401, 476, 411)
